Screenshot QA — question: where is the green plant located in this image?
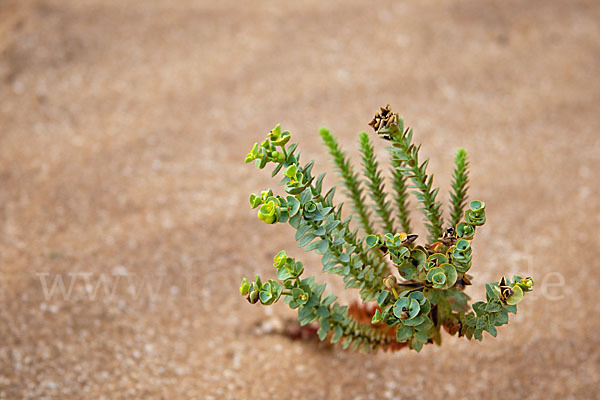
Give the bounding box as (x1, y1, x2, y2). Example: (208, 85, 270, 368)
(240, 106, 534, 352)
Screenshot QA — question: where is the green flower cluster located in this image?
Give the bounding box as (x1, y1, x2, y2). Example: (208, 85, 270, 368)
(283, 164, 311, 195)
(427, 263, 457, 289)
(449, 239, 472, 273)
(273, 250, 304, 281)
(464, 200, 486, 226)
(372, 290, 434, 352)
(460, 275, 534, 340)
(249, 190, 282, 224)
(497, 275, 534, 305)
(240, 275, 283, 306)
(452, 200, 485, 240)
(245, 124, 290, 167)
(240, 251, 309, 307)
(456, 222, 475, 239)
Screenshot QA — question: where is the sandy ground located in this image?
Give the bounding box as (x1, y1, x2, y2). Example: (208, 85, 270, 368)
(1, 0, 599, 398)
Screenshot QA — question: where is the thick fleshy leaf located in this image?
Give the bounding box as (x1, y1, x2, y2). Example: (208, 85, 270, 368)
(411, 249, 428, 270)
(286, 196, 301, 217)
(506, 284, 524, 305)
(396, 326, 413, 342)
(393, 297, 410, 318)
(441, 263, 458, 288)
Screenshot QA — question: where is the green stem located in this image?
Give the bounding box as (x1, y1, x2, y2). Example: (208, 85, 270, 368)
(381, 125, 444, 243)
(391, 157, 412, 233)
(449, 148, 469, 227)
(320, 128, 374, 235)
(359, 132, 395, 233)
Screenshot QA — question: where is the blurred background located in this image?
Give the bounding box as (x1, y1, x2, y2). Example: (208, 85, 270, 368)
(1, 0, 599, 398)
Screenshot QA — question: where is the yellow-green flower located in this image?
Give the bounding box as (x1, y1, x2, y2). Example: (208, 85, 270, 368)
(257, 197, 280, 224)
(245, 143, 259, 163)
(239, 278, 250, 296)
(273, 250, 288, 268)
(269, 124, 291, 146)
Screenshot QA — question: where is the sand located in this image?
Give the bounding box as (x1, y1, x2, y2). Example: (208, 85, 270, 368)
(1, 0, 599, 398)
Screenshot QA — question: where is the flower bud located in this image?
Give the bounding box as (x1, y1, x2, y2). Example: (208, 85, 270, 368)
(302, 201, 318, 220)
(383, 275, 397, 289)
(239, 278, 250, 296)
(245, 143, 259, 163)
(257, 197, 280, 224)
(271, 151, 285, 163)
(269, 124, 282, 141)
(519, 277, 534, 291)
(456, 222, 475, 239)
(247, 290, 259, 304)
(273, 250, 288, 268)
(284, 164, 298, 179)
(249, 193, 263, 209)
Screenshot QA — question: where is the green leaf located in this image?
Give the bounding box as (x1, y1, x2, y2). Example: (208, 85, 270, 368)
(339, 253, 350, 263)
(377, 291, 389, 307)
(271, 162, 284, 177)
(342, 336, 353, 350)
(286, 196, 301, 217)
(298, 233, 316, 247)
(300, 187, 312, 204)
(371, 309, 383, 324)
(414, 316, 433, 331)
(332, 325, 343, 343)
(396, 326, 412, 342)
(277, 267, 293, 281)
(503, 304, 518, 314)
(316, 306, 330, 318)
(414, 330, 428, 343)
(403, 315, 425, 327)
(298, 306, 316, 326)
(324, 219, 340, 234)
(397, 263, 417, 280)
(485, 301, 502, 313)
(365, 234, 380, 248)
(259, 290, 273, 305)
(289, 213, 301, 228)
(393, 298, 410, 319)
(485, 283, 499, 301)
(284, 164, 297, 178)
(496, 310, 509, 325)
(305, 239, 323, 252)
(411, 249, 427, 270)
(506, 285, 524, 305)
(239, 278, 250, 296)
(412, 339, 424, 352)
(484, 325, 497, 337)
(322, 294, 337, 307)
(441, 263, 458, 288)
(317, 239, 330, 254)
(317, 326, 328, 341)
(408, 298, 421, 319)
(408, 291, 425, 304)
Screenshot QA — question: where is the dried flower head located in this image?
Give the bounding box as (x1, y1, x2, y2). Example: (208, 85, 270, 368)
(368, 104, 399, 133)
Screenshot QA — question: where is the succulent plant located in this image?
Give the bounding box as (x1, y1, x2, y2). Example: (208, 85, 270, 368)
(239, 106, 533, 352)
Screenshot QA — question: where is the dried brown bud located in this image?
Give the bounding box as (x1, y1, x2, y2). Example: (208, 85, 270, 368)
(440, 227, 457, 246)
(498, 277, 514, 303)
(402, 234, 418, 246)
(368, 104, 398, 133)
